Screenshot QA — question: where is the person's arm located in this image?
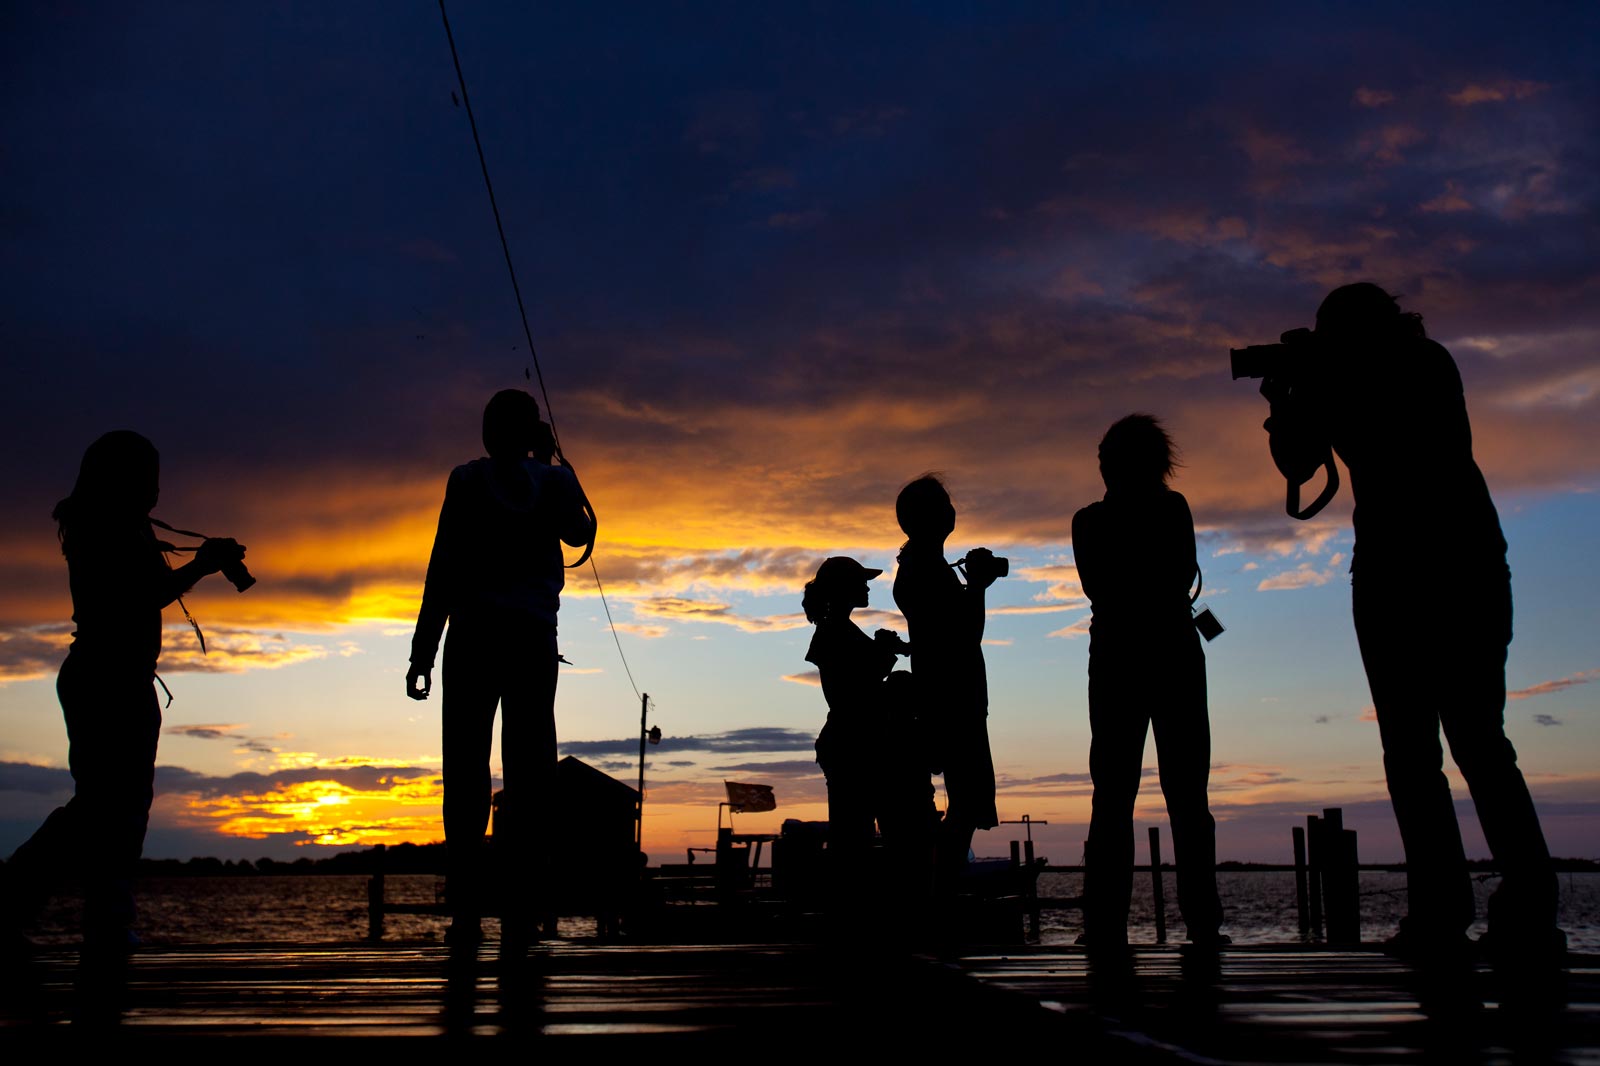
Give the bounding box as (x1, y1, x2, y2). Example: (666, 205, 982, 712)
(552, 462, 596, 549)
(1261, 377, 1332, 487)
(407, 470, 462, 699)
(1169, 493, 1200, 596)
(155, 538, 245, 607)
(1071, 507, 1101, 606)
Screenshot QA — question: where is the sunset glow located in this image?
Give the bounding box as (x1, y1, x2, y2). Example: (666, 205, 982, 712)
(3, 4, 1596, 868)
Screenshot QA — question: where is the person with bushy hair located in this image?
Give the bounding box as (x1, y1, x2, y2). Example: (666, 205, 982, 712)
(1073, 414, 1225, 949)
(1260, 283, 1562, 964)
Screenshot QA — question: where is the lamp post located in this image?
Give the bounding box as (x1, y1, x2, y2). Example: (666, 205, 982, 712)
(636, 693, 659, 856)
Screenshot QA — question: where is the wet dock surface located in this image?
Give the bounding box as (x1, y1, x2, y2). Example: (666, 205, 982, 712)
(2, 940, 1597, 1061)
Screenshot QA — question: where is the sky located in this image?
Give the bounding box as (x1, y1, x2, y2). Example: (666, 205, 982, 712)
(2, 2, 1597, 868)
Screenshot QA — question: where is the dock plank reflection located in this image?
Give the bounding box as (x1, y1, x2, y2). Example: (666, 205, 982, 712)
(2, 940, 1596, 1061)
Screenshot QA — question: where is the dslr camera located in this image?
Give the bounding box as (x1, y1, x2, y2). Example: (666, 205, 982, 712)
(957, 547, 1009, 585)
(1230, 327, 1321, 382)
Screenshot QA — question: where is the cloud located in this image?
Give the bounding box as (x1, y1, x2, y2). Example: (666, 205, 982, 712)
(560, 727, 816, 759)
(164, 723, 278, 755)
(612, 623, 669, 639)
(1508, 669, 1598, 701)
(1046, 615, 1092, 639)
(706, 760, 821, 777)
(1533, 714, 1562, 727)
(781, 671, 821, 687)
(1353, 87, 1395, 108)
(0, 760, 73, 795)
(0, 625, 73, 683)
(1257, 563, 1337, 591)
(631, 597, 808, 633)
(1447, 80, 1549, 106)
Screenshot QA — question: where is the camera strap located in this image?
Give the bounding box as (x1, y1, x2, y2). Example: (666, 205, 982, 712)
(1286, 455, 1341, 520)
(150, 517, 209, 657)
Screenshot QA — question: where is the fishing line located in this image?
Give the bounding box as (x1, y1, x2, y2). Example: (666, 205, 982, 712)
(437, 0, 642, 702)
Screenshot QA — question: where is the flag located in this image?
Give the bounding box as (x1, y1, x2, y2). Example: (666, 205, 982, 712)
(724, 781, 776, 813)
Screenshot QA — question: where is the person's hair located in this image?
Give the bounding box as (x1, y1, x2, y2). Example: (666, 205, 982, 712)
(801, 579, 835, 624)
(482, 389, 542, 459)
(52, 430, 159, 550)
(896, 473, 953, 540)
(1315, 282, 1426, 341)
(1099, 413, 1179, 489)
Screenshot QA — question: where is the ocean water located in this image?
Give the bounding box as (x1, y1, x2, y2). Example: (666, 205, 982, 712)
(27, 871, 1600, 951)
(1034, 870, 1600, 952)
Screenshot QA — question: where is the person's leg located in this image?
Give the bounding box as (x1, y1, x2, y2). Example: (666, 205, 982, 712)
(937, 715, 997, 893)
(1083, 657, 1149, 944)
(497, 621, 558, 938)
(441, 619, 503, 929)
(1354, 576, 1474, 939)
(1150, 640, 1222, 940)
(73, 670, 161, 942)
(1436, 569, 1558, 942)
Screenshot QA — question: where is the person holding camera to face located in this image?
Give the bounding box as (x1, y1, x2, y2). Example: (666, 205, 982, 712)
(1072, 415, 1225, 950)
(1248, 283, 1562, 965)
(803, 557, 914, 914)
(892, 475, 1004, 897)
(406, 389, 595, 946)
(2, 431, 249, 955)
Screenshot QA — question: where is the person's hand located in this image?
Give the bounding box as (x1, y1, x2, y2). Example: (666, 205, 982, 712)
(965, 547, 1002, 589)
(196, 537, 246, 575)
(405, 665, 432, 701)
(1258, 376, 1292, 406)
(874, 628, 910, 655)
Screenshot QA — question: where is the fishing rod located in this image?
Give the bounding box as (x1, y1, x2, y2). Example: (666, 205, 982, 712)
(437, 0, 638, 697)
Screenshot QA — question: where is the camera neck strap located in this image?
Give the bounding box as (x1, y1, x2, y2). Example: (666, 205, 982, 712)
(149, 516, 209, 657)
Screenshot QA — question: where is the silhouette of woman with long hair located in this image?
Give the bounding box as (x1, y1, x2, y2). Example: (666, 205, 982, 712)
(893, 475, 1001, 894)
(1073, 415, 1224, 948)
(1261, 283, 1562, 963)
(1, 431, 245, 952)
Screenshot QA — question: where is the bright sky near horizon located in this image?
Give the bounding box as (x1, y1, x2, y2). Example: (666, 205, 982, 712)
(3, 3, 1597, 868)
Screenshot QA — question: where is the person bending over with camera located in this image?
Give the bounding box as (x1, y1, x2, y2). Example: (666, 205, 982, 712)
(1072, 415, 1224, 950)
(893, 475, 1004, 896)
(2, 431, 247, 955)
(1255, 283, 1562, 964)
(406, 389, 594, 946)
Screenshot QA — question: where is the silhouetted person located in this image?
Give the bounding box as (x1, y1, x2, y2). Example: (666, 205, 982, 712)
(1072, 415, 1224, 949)
(892, 475, 1002, 894)
(806, 558, 903, 860)
(803, 557, 915, 912)
(406, 390, 594, 946)
(1259, 283, 1562, 963)
(1, 431, 246, 953)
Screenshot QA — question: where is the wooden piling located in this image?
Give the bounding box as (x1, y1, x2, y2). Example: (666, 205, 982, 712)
(1148, 826, 1167, 944)
(1291, 825, 1310, 934)
(1306, 815, 1323, 936)
(1322, 808, 1361, 944)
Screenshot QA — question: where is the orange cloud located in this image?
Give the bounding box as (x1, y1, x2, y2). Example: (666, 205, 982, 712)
(1509, 669, 1599, 701)
(1447, 80, 1548, 106)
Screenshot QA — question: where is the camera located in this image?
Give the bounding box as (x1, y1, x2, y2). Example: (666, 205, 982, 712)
(220, 558, 255, 593)
(958, 548, 1009, 584)
(1230, 327, 1319, 381)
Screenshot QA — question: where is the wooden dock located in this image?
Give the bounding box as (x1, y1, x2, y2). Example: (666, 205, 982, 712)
(2, 939, 1596, 1061)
